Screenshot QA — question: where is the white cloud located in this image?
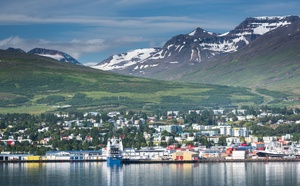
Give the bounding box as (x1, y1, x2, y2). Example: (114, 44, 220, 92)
(2, 0, 298, 64)
(0, 36, 149, 60)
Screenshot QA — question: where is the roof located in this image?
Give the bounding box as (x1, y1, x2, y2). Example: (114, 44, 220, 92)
(172, 151, 198, 155)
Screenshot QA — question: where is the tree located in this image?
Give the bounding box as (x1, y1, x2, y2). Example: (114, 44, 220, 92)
(161, 130, 169, 136)
(218, 136, 227, 146)
(101, 113, 110, 122)
(0, 121, 6, 129)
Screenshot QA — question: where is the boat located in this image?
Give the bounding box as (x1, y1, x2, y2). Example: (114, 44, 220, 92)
(106, 137, 123, 165)
(255, 141, 294, 158)
(255, 150, 285, 158)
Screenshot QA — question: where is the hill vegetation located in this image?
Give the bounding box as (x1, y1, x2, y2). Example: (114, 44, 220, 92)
(0, 50, 265, 114)
(178, 20, 300, 95)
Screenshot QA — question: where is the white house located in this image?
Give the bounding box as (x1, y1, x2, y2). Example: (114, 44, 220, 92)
(219, 125, 232, 136)
(226, 137, 241, 145)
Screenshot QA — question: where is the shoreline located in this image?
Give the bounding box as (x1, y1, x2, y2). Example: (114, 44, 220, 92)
(1, 158, 300, 164)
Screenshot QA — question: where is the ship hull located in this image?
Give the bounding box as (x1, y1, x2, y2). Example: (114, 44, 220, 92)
(256, 151, 284, 158)
(107, 157, 122, 165)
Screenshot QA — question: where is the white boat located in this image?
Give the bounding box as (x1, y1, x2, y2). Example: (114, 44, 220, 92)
(106, 137, 123, 164)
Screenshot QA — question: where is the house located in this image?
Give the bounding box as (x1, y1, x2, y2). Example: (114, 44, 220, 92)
(94, 123, 103, 128)
(213, 109, 224, 115)
(107, 112, 120, 118)
(54, 113, 69, 118)
(232, 127, 249, 137)
(188, 110, 201, 114)
(200, 130, 218, 136)
(174, 137, 183, 143)
(38, 127, 49, 133)
(192, 124, 201, 130)
(158, 125, 182, 134)
(199, 149, 221, 158)
(165, 136, 173, 142)
(232, 109, 247, 115)
(245, 135, 258, 143)
(219, 125, 232, 136)
(246, 115, 255, 120)
(263, 136, 277, 142)
(148, 117, 156, 123)
(187, 136, 195, 141)
(226, 137, 241, 145)
(85, 136, 93, 142)
(84, 112, 100, 117)
(237, 116, 246, 121)
(167, 111, 179, 117)
(208, 137, 219, 144)
(39, 137, 51, 145)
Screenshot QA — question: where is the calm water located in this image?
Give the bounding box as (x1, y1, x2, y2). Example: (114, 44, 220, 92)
(1, 162, 300, 186)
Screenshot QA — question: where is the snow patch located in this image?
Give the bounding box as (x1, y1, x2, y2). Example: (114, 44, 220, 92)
(189, 30, 196, 36)
(38, 54, 64, 61)
(93, 48, 158, 70)
(254, 16, 289, 20)
(218, 32, 229, 37)
(252, 21, 291, 35)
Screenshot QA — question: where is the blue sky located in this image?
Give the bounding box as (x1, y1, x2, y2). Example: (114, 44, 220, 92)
(0, 0, 299, 65)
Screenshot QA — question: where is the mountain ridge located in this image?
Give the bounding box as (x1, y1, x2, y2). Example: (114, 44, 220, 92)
(94, 16, 299, 70)
(178, 18, 300, 93)
(92, 15, 300, 93)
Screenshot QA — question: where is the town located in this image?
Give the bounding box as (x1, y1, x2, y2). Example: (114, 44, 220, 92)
(1, 105, 300, 162)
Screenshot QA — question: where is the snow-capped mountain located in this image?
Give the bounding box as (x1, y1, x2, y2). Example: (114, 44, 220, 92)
(93, 16, 300, 77)
(28, 48, 81, 65)
(94, 48, 160, 70)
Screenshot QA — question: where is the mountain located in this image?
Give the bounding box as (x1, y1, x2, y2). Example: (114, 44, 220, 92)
(6, 47, 26, 53)
(0, 49, 269, 114)
(96, 48, 160, 71)
(92, 16, 300, 87)
(179, 18, 300, 93)
(28, 48, 81, 65)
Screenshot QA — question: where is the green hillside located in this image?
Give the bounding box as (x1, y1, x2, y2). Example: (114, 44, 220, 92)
(0, 50, 265, 114)
(178, 22, 300, 102)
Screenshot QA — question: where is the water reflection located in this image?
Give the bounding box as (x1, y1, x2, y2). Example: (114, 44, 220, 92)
(107, 163, 123, 186)
(1, 162, 300, 185)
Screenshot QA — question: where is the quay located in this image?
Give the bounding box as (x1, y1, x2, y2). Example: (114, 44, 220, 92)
(1, 158, 300, 164)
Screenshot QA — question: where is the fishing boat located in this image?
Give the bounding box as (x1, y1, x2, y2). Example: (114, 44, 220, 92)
(106, 137, 123, 165)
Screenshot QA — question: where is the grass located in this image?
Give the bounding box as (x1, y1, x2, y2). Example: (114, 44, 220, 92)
(0, 104, 55, 114)
(177, 40, 300, 96)
(1, 49, 290, 114)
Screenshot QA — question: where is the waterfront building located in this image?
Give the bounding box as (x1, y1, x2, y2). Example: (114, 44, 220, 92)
(199, 149, 221, 158)
(171, 151, 198, 160)
(226, 150, 246, 160)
